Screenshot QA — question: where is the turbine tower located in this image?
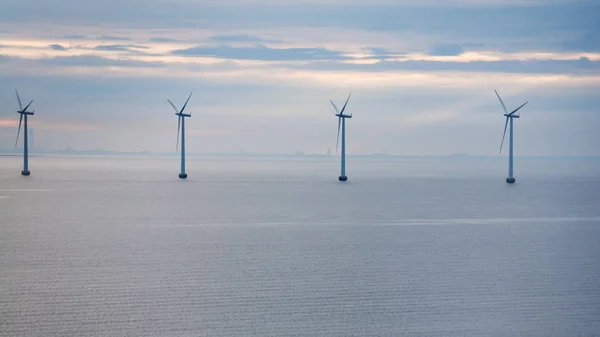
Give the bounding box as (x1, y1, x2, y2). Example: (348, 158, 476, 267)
(14, 89, 35, 176)
(495, 89, 528, 184)
(330, 93, 353, 182)
(167, 92, 193, 179)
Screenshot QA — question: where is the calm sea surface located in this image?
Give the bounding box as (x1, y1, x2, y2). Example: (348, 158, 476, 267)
(1, 155, 599, 336)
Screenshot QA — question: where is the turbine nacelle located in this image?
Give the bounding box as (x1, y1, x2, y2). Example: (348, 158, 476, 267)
(175, 113, 192, 118)
(17, 110, 35, 115)
(336, 113, 352, 119)
(503, 114, 520, 118)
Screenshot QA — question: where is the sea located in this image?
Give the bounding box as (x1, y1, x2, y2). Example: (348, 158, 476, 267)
(1, 155, 599, 336)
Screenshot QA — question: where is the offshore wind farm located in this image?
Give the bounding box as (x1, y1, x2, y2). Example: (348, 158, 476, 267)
(6, 89, 539, 184)
(3, 84, 597, 337)
(1, 0, 599, 336)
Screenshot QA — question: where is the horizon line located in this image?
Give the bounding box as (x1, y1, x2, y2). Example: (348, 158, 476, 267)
(1, 148, 599, 159)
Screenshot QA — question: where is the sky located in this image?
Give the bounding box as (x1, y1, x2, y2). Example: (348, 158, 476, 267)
(0, 0, 598, 156)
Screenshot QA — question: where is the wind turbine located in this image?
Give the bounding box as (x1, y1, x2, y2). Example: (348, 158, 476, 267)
(495, 89, 528, 184)
(167, 92, 193, 179)
(14, 89, 35, 176)
(330, 93, 353, 182)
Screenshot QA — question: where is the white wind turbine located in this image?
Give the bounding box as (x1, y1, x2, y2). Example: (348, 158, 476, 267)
(167, 92, 193, 179)
(495, 89, 529, 184)
(14, 89, 35, 176)
(330, 93, 353, 182)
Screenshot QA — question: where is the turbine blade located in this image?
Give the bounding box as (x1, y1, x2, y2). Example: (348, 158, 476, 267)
(23, 100, 34, 112)
(329, 100, 340, 114)
(179, 92, 193, 114)
(15, 114, 23, 148)
(339, 92, 352, 115)
(499, 116, 509, 154)
(176, 115, 181, 151)
(15, 89, 23, 111)
(336, 117, 341, 152)
(167, 99, 179, 114)
(508, 101, 529, 116)
(494, 89, 508, 114)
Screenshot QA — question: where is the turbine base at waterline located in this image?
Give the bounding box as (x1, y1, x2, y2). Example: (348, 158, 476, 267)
(506, 177, 516, 184)
(178, 173, 188, 179)
(21, 170, 31, 176)
(338, 175, 348, 182)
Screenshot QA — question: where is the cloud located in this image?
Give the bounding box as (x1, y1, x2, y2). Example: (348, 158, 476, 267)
(63, 34, 86, 39)
(98, 35, 130, 41)
(91, 44, 151, 53)
(49, 44, 67, 51)
(297, 57, 600, 74)
(38, 55, 164, 68)
(149, 37, 179, 43)
(1, 1, 597, 55)
(0, 119, 16, 127)
(429, 43, 465, 56)
(94, 44, 130, 51)
(172, 44, 350, 61)
(360, 47, 404, 60)
(0, 0, 599, 156)
(209, 34, 282, 44)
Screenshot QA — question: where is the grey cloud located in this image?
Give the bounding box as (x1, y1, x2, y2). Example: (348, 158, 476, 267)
(185, 60, 242, 72)
(1, 1, 599, 155)
(98, 35, 130, 41)
(2, 1, 598, 53)
(172, 44, 350, 61)
(5, 52, 598, 76)
(64, 34, 86, 39)
(49, 44, 67, 51)
(38, 55, 164, 68)
(296, 57, 600, 74)
(93, 44, 151, 53)
(149, 37, 179, 43)
(94, 45, 129, 51)
(369, 47, 393, 55)
(429, 43, 465, 56)
(209, 34, 282, 44)
(361, 47, 405, 60)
